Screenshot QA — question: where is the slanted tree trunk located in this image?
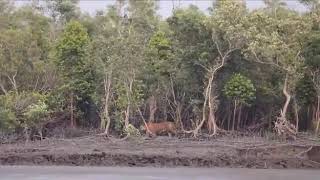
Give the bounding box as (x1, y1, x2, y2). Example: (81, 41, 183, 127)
(0, 82, 7, 95)
(190, 44, 238, 137)
(191, 71, 213, 137)
(192, 69, 220, 137)
(274, 74, 296, 138)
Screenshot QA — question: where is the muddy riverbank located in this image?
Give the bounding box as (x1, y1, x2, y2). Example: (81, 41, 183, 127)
(1, 136, 320, 169)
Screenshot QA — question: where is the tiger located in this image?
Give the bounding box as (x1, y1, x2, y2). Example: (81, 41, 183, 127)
(140, 121, 177, 137)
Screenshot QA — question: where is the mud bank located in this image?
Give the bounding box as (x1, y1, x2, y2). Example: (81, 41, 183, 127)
(1, 136, 320, 169)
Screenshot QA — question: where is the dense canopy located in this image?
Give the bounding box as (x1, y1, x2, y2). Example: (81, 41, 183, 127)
(0, 0, 319, 140)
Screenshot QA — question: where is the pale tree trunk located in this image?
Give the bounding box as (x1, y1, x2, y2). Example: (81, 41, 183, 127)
(307, 106, 310, 129)
(6, 71, 18, 94)
(0, 82, 7, 95)
(169, 76, 183, 130)
(232, 100, 238, 131)
(281, 75, 291, 120)
(274, 74, 296, 138)
(137, 107, 152, 135)
(293, 98, 299, 133)
(227, 103, 231, 130)
(237, 103, 242, 130)
(148, 95, 157, 122)
(124, 77, 134, 128)
(189, 42, 238, 137)
(310, 70, 319, 134)
(192, 70, 220, 137)
(316, 96, 320, 134)
(102, 70, 112, 135)
(70, 92, 75, 128)
(208, 85, 218, 135)
(175, 103, 183, 129)
(190, 71, 213, 137)
(24, 124, 29, 143)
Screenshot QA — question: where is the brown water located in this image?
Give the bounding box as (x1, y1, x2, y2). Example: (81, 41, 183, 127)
(0, 166, 319, 180)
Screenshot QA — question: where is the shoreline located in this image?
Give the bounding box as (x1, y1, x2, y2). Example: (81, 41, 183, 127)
(1, 136, 320, 169)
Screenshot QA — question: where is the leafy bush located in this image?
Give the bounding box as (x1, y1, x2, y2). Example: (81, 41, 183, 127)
(24, 101, 49, 128)
(223, 73, 256, 105)
(0, 92, 50, 137)
(0, 108, 17, 131)
(125, 124, 141, 137)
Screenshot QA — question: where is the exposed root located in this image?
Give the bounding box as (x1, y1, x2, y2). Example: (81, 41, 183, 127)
(274, 116, 297, 140)
(295, 146, 313, 158)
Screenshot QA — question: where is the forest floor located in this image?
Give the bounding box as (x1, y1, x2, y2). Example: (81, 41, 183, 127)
(1, 134, 320, 169)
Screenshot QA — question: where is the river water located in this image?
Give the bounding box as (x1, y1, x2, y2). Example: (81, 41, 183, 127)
(0, 166, 319, 180)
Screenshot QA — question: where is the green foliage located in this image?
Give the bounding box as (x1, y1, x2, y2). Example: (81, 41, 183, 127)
(167, 5, 212, 99)
(145, 30, 173, 87)
(55, 20, 97, 120)
(56, 20, 89, 70)
(0, 92, 49, 131)
(223, 73, 256, 105)
(149, 31, 170, 50)
(24, 100, 49, 128)
(2, 0, 320, 137)
(0, 107, 17, 131)
(44, 0, 80, 23)
(125, 124, 141, 137)
(296, 75, 317, 105)
(303, 31, 320, 70)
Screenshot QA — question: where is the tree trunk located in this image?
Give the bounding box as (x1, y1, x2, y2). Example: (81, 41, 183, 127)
(268, 108, 273, 130)
(275, 74, 296, 138)
(175, 103, 182, 129)
(23, 124, 29, 143)
(124, 105, 130, 128)
(0, 82, 7, 95)
(293, 98, 299, 132)
(281, 75, 291, 119)
(169, 75, 183, 129)
(38, 128, 43, 140)
(102, 70, 112, 135)
(124, 78, 134, 128)
(148, 95, 157, 122)
(191, 72, 212, 137)
(208, 88, 218, 135)
(70, 92, 75, 128)
(243, 110, 249, 128)
(237, 103, 242, 130)
(232, 100, 237, 131)
(227, 103, 231, 131)
(188, 41, 237, 137)
(164, 105, 168, 121)
(316, 96, 320, 134)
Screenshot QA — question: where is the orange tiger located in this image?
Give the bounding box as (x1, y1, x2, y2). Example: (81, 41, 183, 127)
(141, 122, 177, 137)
